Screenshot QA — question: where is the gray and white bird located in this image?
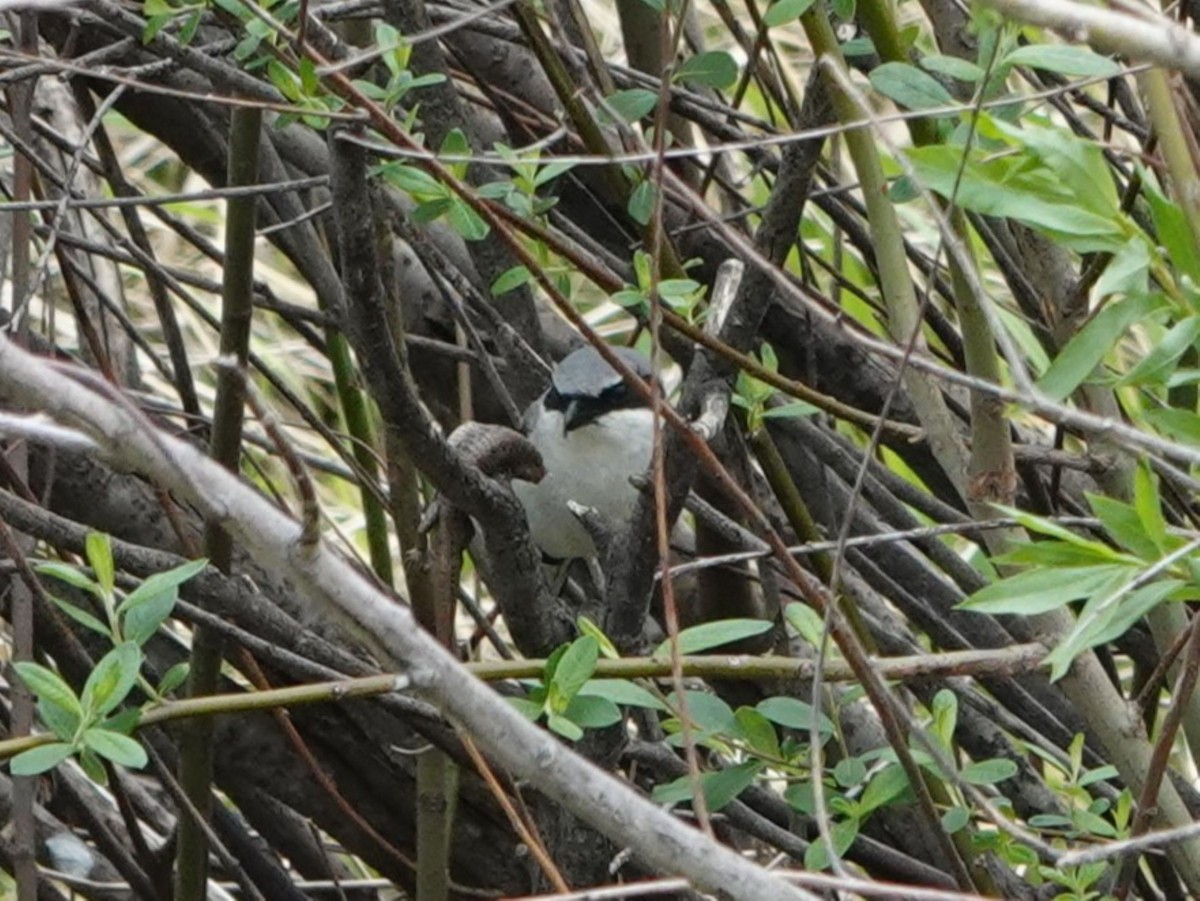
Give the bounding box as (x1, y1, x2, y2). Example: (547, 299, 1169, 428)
(513, 345, 657, 561)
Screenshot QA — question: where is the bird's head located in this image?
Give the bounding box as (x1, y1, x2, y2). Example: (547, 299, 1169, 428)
(542, 345, 656, 435)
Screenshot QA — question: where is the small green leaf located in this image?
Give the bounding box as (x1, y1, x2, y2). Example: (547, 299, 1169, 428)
(550, 636, 599, 705)
(762, 0, 816, 28)
(756, 697, 834, 734)
(10, 742, 75, 776)
(1087, 493, 1160, 560)
(1144, 406, 1200, 444)
(603, 89, 658, 123)
(447, 197, 489, 241)
(83, 729, 148, 769)
(763, 401, 820, 419)
(670, 690, 737, 734)
(1004, 45, 1119, 78)
(378, 164, 444, 197)
(674, 51, 738, 90)
(562, 695, 621, 729)
(734, 707, 780, 759)
(860, 765, 911, 814)
(45, 594, 110, 638)
(653, 618, 771, 657)
(547, 713, 583, 741)
(833, 757, 866, 788)
(85, 533, 115, 596)
(652, 760, 761, 811)
(576, 616, 620, 659)
(942, 806, 971, 833)
(1134, 463, 1168, 552)
(1116, 316, 1200, 388)
(920, 54, 983, 82)
(578, 679, 665, 710)
(869, 62, 955, 112)
(627, 180, 656, 226)
(38, 696, 81, 742)
(930, 689, 957, 749)
(14, 663, 83, 720)
(491, 265, 531, 296)
(35, 562, 103, 597)
(117, 558, 207, 616)
(961, 565, 1130, 616)
(507, 697, 544, 721)
(961, 758, 1018, 785)
(156, 662, 191, 696)
(81, 643, 142, 718)
(78, 747, 108, 784)
(1037, 294, 1163, 401)
(804, 818, 858, 871)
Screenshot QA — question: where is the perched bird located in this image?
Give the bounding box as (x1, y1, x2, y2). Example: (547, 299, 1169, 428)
(513, 345, 657, 561)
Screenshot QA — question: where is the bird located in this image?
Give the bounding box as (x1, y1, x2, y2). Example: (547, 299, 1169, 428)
(512, 344, 657, 561)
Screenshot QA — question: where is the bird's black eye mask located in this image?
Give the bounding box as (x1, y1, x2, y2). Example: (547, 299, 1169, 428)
(545, 378, 654, 432)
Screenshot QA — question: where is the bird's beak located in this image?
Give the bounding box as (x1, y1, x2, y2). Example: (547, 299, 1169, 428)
(562, 398, 582, 435)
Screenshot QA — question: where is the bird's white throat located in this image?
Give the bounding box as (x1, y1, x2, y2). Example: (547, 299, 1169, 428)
(513, 405, 656, 559)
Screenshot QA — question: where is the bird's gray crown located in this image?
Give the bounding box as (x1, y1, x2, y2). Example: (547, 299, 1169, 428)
(550, 345, 654, 400)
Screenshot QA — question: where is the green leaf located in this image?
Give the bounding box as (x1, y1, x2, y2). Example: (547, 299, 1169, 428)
(156, 662, 190, 696)
(930, 689, 957, 749)
(804, 818, 858, 871)
(547, 712, 583, 741)
(1046, 580, 1184, 681)
(859, 765, 911, 814)
(920, 54, 983, 82)
(576, 616, 619, 659)
(1087, 493, 1160, 561)
(562, 695, 621, 729)
(45, 594, 110, 638)
(550, 636, 599, 705)
(762, 0, 816, 28)
(85, 532, 115, 596)
(603, 89, 658, 123)
(960, 564, 1131, 615)
(669, 690, 737, 735)
(491, 265, 531, 296)
(833, 757, 866, 788)
(507, 697, 544, 721)
(869, 62, 954, 112)
(942, 806, 971, 833)
(906, 142, 1126, 252)
(38, 695, 81, 742)
(674, 51, 738, 90)
(35, 562, 103, 597)
(756, 697, 834, 735)
(447, 197, 489, 241)
(578, 679, 665, 710)
(378, 163, 443, 197)
(80, 643, 142, 718)
(961, 758, 1018, 785)
(1144, 406, 1200, 444)
(627, 180, 656, 226)
(734, 707, 780, 759)
(1144, 171, 1200, 283)
(117, 558, 207, 616)
(1036, 294, 1164, 401)
(1134, 463, 1168, 553)
(763, 401, 820, 419)
(78, 747, 108, 784)
(653, 618, 771, 657)
(122, 587, 178, 646)
(652, 760, 762, 811)
(997, 540, 1134, 569)
(83, 729, 148, 769)
(14, 662, 83, 720)
(143, 0, 174, 15)
(784, 602, 824, 649)
(1004, 45, 1119, 78)
(703, 760, 762, 811)
(1116, 316, 1200, 388)
(10, 742, 76, 776)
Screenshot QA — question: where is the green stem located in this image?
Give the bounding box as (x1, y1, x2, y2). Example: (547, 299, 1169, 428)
(175, 104, 262, 901)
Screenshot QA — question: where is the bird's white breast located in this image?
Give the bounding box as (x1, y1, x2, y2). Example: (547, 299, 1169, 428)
(513, 405, 656, 559)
